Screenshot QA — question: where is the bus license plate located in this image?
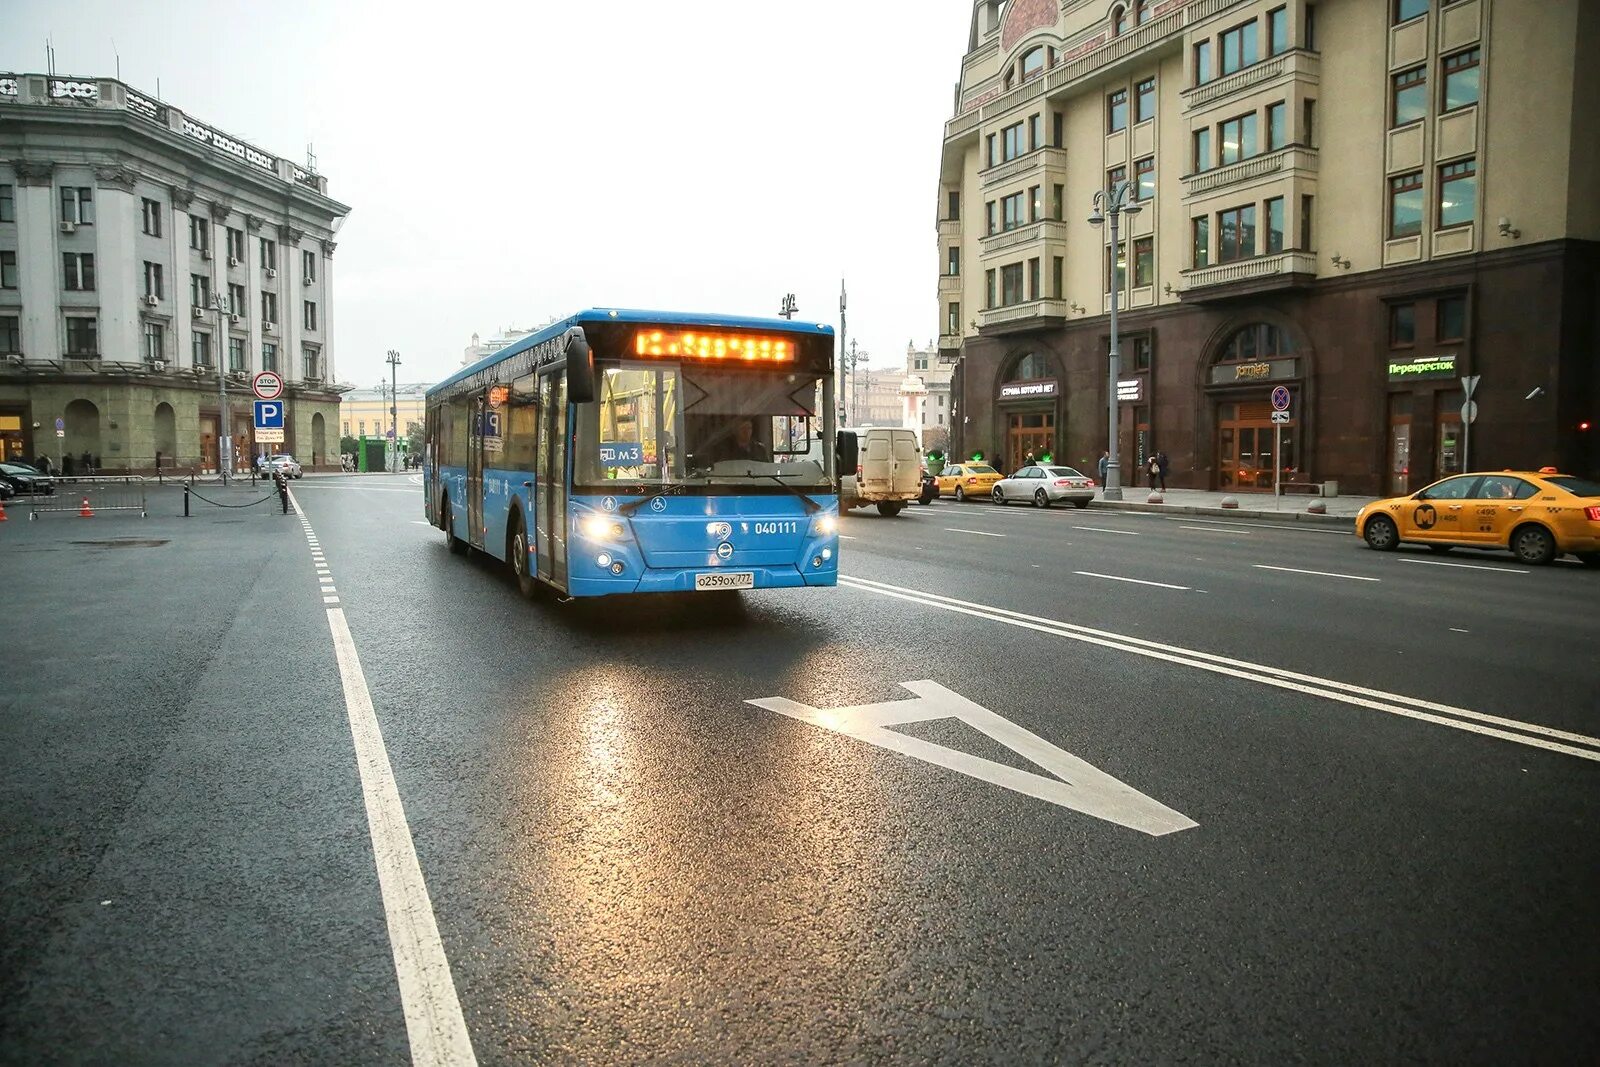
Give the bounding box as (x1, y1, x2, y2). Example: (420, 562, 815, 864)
(695, 571, 754, 591)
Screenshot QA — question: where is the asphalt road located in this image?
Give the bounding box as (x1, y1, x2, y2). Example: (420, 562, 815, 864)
(3, 474, 1597, 1065)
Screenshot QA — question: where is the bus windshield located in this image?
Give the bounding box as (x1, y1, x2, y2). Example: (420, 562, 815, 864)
(573, 362, 831, 490)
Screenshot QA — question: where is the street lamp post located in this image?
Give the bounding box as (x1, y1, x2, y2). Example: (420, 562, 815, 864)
(778, 293, 799, 320)
(385, 349, 402, 472)
(1088, 179, 1142, 501)
(210, 293, 232, 485)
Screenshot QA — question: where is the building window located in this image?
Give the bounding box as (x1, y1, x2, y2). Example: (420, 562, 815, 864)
(143, 321, 163, 363)
(1002, 122, 1025, 162)
(1218, 204, 1256, 262)
(1052, 256, 1063, 298)
(1106, 242, 1127, 292)
(1267, 101, 1287, 149)
(1013, 353, 1049, 380)
(0, 250, 16, 289)
(1218, 323, 1295, 361)
(985, 269, 996, 309)
(1108, 89, 1128, 133)
(1220, 19, 1258, 75)
(1108, 164, 1127, 191)
(229, 337, 246, 373)
(229, 283, 246, 316)
(1392, 67, 1427, 127)
(66, 316, 98, 357)
(1133, 237, 1154, 287)
(1443, 48, 1480, 111)
(1, 315, 20, 353)
(343, 421, 351, 438)
(1021, 47, 1046, 81)
(1135, 77, 1156, 123)
(262, 291, 278, 323)
(141, 197, 161, 236)
(1029, 185, 1042, 222)
(1306, 3, 1317, 48)
(191, 273, 211, 308)
(1303, 99, 1316, 147)
(947, 302, 960, 335)
(228, 227, 246, 262)
(61, 187, 94, 225)
(1439, 159, 1476, 229)
(1437, 294, 1467, 341)
(1219, 112, 1258, 164)
(1301, 194, 1314, 249)
(302, 347, 320, 380)
(1389, 171, 1424, 238)
(1052, 112, 1064, 147)
(62, 253, 96, 291)
(1001, 263, 1025, 306)
(1395, 0, 1427, 23)
(1112, 4, 1128, 35)
(986, 134, 997, 168)
(1268, 6, 1288, 55)
(1002, 191, 1026, 231)
(1193, 127, 1213, 171)
(986, 200, 996, 235)
(193, 330, 212, 367)
(358, 420, 367, 438)
(1028, 113, 1042, 151)
(1192, 216, 1210, 268)
(1131, 335, 1153, 371)
(1390, 303, 1416, 346)
(144, 261, 164, 300)
(947, 246, 960, 276)
(1265, 197, 1285, 253)
(1027, 257, 1041, 300)
(947, 190, 960, 220)
(1194, 40, 1214, 85)
(1135, 157, 1155, 200)
(262, 342, 278, 372)
(189, 214, 209, 252)
(0, 184, 13, 223)
(260, 238, 277, 270)
(1135, 0, 1152, 23)
(304, 301, 318, 331)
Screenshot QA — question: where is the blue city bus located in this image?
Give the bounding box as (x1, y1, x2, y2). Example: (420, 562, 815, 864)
(423, 309, 850, 598)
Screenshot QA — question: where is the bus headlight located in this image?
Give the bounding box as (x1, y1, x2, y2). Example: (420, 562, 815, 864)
(580, 514, 625, 540)
(815, 513, 838, 535)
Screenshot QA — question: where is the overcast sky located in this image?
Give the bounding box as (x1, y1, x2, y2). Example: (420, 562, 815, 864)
(5, 0, 975, 389)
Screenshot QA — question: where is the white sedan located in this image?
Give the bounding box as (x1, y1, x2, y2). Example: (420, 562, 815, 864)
(991, 465, 1095, 508)
(261, 453, 303, 478)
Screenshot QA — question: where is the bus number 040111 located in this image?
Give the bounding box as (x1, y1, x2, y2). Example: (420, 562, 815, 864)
(754, 521, 799, 535)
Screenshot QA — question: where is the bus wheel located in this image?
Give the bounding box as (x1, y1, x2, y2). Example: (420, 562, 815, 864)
(509, 515, 538, 598)
(442, 497, 466, 555)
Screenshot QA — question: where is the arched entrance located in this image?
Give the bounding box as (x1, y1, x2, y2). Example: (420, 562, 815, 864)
(154, 403, 177, 470)
(996, 350, 1062, 473)
(1203, 322, 1308, 490)
(312, 412, 327, 468)
(64, 399, 102, 473)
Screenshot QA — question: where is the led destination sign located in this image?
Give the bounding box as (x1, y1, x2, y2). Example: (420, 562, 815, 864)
(633, 330, 795, 362)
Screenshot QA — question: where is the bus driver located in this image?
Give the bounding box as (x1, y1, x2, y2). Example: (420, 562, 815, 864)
(714, 418, 770, 464)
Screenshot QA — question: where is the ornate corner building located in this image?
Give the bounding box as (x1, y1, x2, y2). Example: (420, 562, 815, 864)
(937, 0, 1599, 493)
(0, 73, 351, 474)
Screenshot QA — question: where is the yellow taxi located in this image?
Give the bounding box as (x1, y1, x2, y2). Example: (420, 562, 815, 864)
(1355, 468, 1600, 566)
(936, 462, 1004, 502)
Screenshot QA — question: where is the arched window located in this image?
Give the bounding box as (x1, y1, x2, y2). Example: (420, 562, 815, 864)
(1021, 47, 1046, 81)
(1010, 352, 1049, 380)
(1135, 0, 1152, 24)
(1112, 5, 1128, 35)
(1217, 323, 1296, 363)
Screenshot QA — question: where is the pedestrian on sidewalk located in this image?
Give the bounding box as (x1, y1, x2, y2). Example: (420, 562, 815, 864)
(1147, 454, 1160, 490)
(1156, 451, 1169, 492)
(1098, 450, 1109, 490)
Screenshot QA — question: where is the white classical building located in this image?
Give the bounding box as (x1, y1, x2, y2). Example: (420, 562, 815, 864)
(461, 322, 559, 367)
(0, 72, 350, 472)
(901, 339, 954, 450)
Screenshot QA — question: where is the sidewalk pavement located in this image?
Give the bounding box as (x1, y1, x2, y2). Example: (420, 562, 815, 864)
(1088, 486, 1374, 525)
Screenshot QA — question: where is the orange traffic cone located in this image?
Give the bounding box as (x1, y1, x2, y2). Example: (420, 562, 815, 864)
(0, 499, 8, 521)
(79, 496, 94, 517)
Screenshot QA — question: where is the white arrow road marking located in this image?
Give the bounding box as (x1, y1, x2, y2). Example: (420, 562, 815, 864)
(748, 681, 1198, 837)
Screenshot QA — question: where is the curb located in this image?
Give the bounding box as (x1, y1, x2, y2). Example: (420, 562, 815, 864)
(1088, 499, 1356, 526)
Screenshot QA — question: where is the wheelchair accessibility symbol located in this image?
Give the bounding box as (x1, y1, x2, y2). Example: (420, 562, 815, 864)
(651, 497, 667, 512)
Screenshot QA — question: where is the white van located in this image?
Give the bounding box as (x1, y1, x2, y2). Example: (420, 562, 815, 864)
(838, 427, 921, 516)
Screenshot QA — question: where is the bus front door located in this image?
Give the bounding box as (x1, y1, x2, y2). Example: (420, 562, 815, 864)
(535, 373, 568, 590)
(467, 394, 486, 549)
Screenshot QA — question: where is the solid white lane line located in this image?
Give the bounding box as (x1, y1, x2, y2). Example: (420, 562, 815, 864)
(1399, 558, 1528, 573)
(290, 484, 421, 494)
(1180, 525, 1251, 534)
(944, 528, 1006, 537)
(1450, 627, 1470, 633)
(1072, 525, 1142, 535)
(836, 574, 1600, 762)
(289, 492, 477, 1066)
(1163, 517, 1348, 536)
(1074, 571, 1190, 590)
(1254, 564, 1380, 582)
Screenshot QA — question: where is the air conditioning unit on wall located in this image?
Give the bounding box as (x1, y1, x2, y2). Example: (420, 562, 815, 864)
(58, 221, 76, 234)
(265, 268, 278, 279)
(143, 294, 159, 307)
(192, 306, 206, 319)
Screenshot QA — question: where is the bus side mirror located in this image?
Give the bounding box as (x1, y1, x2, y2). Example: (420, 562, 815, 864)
(565, 327, 595, 403)
(836, 431, 858, 476)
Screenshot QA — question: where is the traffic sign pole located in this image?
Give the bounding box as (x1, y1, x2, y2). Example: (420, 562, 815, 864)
(1269, 388, 1291, 508)
(1461, 375, 1481, 472)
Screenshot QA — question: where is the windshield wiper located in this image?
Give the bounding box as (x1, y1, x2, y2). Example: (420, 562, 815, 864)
(744, 472, 824, 515)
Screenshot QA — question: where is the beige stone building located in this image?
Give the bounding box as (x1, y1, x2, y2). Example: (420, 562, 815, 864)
(0, 73, 350, 474)
(938, 0, 1598, 491)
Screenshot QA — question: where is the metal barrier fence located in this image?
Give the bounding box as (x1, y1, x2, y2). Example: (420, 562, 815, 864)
(23, 476, 148, 519)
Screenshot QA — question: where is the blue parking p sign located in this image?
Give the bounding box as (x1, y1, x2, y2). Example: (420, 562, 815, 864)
(254, 400, 285, 429)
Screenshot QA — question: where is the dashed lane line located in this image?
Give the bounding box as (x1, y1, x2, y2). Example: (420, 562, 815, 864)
(1398, 557, 1528, 574)
(1071, 525, 1142, 536)
(944, 528, 1006, 537)
(1074, 571, 1190, 591)
(1253, 564, 1380, 582)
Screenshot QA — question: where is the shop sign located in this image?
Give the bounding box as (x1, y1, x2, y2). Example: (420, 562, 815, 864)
(1000, 378, 1058, 399)
(1210, 358, 1298, 385)
(1387, 353, 1457, 381)
(1117, 378, 1143, 403)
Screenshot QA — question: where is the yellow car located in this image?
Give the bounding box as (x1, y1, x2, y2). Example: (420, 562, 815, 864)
(937, 463, 1003, 502)
(1356, 469, 1600, 566)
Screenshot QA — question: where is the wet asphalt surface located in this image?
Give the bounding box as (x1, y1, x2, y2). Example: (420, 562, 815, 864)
(2, 474, 1597, 1065)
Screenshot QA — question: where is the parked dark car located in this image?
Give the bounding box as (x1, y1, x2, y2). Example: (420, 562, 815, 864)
(0, 462, 56, 496)
(0, 477, 13, 501)
(917, 468, 939, 505)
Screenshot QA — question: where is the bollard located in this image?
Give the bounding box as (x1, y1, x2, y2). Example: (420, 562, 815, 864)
(1146, 491, 1164, 504)
(1220, 495, 1240, 509)
(1307, 499, 1327, 515)
(279, 479, 289, 514)
(183, 484, 190, 517)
